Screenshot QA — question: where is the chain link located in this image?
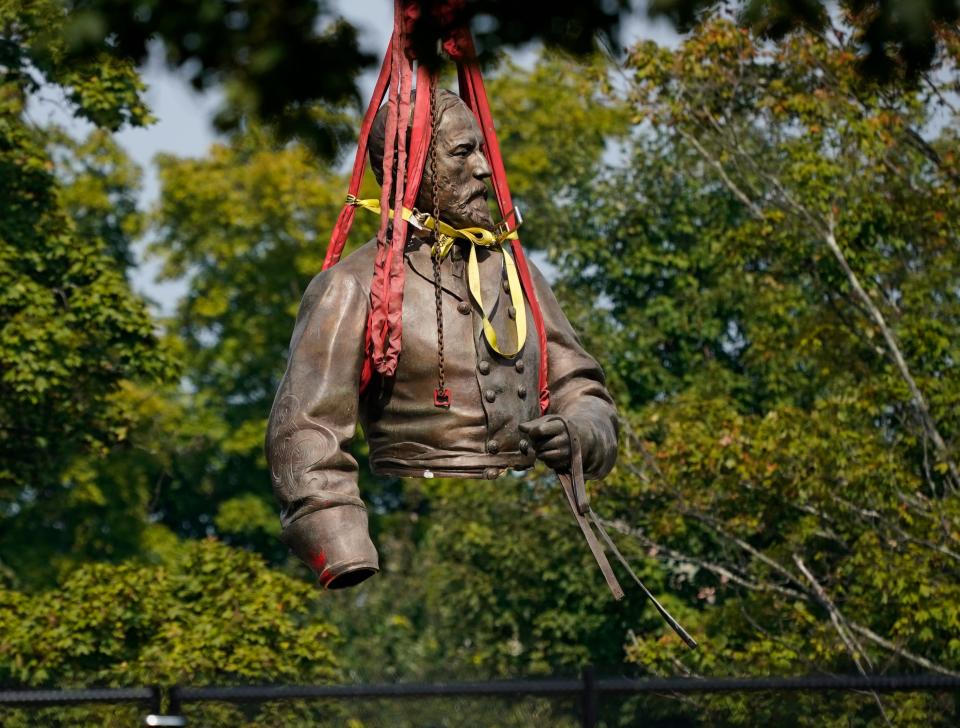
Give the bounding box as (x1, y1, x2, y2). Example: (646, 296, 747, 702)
(429, 78, 449, 407)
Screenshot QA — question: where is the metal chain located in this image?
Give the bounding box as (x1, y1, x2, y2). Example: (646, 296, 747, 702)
(429, 78, 449, 407)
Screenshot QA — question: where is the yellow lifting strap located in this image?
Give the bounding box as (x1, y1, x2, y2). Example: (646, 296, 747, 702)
(347, 195, 527, 358)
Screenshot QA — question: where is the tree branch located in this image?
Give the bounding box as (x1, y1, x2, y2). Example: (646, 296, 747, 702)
(681, 508, 809, 592)
(793, 554, 960, 677)
(822, 214, 960, 493)
(847, 622, 960, 677)
(675, 128, 765, 220)
(830, 494, 960, 565)
(792, 554, 892, 724)
(793, 554, 873, 671)
(598, 517, 807, 601)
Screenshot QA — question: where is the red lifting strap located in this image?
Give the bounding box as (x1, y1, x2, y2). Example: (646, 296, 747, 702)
(321, 0, 550, 414)
(368, 2, 412, 379)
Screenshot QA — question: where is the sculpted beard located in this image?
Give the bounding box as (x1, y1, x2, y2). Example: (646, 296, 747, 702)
(434, 169, 493, 229)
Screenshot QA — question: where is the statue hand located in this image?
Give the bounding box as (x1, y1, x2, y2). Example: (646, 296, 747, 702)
(518, 416, 571, 471)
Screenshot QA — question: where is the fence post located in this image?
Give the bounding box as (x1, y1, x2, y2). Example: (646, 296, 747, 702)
(143, 686, 187, 727)
(582, 666, 598, 728)
(149, 686, 161, 718)
(169, 686, 184, 724)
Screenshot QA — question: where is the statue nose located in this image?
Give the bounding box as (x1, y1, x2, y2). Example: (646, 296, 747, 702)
(473, 151, 492, 180)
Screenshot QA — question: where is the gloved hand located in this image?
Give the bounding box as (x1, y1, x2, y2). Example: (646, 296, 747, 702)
(518, 416, 571, 471)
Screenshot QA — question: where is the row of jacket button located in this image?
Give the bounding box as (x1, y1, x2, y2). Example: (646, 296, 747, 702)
(484, 386, 527, 402)
(478, 359, 525, 374)
(486, 439, 530, 455)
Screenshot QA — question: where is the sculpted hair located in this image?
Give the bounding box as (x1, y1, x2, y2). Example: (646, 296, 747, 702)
(368, 88, 465, 187)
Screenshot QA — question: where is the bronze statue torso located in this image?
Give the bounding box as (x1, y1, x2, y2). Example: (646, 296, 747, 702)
(363, 236, 542, 479)
(265, 90, 618, 589)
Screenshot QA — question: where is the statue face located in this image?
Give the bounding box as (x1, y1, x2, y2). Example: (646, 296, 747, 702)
(417, 101, 494, 230)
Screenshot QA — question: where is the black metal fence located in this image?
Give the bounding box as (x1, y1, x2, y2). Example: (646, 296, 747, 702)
(2, 670, 959, 727)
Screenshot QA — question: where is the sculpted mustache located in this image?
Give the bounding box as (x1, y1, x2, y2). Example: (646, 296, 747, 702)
(440, 187, 491, 216)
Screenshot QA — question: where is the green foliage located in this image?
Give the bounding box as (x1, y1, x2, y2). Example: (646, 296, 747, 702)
(648, 0, 959, 77)
(2, 0, 153, 130)
(0, 1, 176, 585)
(530, 15, 960, 725)
(0, 536, 340, 726)
(49, 127, 146, 269)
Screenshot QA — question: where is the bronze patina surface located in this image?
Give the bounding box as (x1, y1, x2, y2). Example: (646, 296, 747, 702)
(266, 91, 619, 589)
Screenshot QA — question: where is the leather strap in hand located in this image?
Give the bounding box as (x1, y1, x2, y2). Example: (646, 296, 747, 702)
(545, 415, 698, 649)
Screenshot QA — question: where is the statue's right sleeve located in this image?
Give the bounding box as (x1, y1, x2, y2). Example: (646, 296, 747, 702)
(265, 269, 379, 588)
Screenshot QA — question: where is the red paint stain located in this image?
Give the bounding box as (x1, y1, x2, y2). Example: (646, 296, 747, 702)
(309, 550, 327, 572)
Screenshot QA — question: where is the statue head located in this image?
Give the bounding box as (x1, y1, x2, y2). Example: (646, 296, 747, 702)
(369, 89, 494, 230)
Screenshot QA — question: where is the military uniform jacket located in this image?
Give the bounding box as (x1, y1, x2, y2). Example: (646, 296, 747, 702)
(266, 236, 619, 587)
